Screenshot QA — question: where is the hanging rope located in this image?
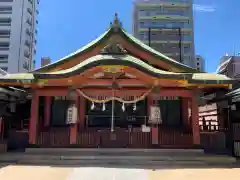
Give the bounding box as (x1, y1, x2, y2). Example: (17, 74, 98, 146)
(77, 86, 154, 104)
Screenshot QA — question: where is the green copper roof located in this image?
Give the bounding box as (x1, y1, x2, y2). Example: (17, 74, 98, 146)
(32, 54, 233, 85)
(34, 13, 196, 73)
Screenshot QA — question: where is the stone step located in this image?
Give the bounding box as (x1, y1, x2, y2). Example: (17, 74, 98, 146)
(17, 159, 209, 166)
(25, 148, 205, 156)
(0, 153, 236, 165)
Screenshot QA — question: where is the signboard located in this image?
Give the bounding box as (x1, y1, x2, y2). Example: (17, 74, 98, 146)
(149, 106, 162, 124)
(66, 104, 78, 124)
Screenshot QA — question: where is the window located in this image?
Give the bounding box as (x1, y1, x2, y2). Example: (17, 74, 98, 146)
(0, 61, 8, 63)
(0, 6, 12, 14)
(0, 55, 8, 63)
(0, 18, 11, 26)
(0, 30, 10, 38)
(0, 55, 8, 59)
(0, 42, 9, 50)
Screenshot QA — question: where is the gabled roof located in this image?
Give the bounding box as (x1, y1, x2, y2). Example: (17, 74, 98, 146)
(34, 13, 197, 73)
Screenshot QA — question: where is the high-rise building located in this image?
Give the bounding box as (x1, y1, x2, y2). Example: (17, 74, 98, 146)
(195, 55, 205, 72)
(0, 0, 39, 73)
(41, 57, 51, 67)
(133, 0, 195, 68)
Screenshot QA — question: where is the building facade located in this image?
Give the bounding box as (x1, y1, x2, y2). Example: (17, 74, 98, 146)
(133, 0, 196, 68)
(195, 55, 205, 72)
(0, 0, 39, 73)
(0, 14, 232, 149)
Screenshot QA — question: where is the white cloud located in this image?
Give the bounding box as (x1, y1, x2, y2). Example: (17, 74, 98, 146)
(193, 4, 216, 12)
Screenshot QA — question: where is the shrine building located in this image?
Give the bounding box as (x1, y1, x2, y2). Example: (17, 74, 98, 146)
(0, 14, 233, 149)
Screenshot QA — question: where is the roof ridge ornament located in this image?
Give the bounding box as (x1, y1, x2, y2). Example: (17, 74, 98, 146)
(110, 13, 122, 32)
(100, 43, 127, 55)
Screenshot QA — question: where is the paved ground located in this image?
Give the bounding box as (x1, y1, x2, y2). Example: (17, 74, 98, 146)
(0, 165, 240, 180)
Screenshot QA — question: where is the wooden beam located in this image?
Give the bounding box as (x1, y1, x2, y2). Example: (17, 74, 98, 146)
(36, 88, 68, 96)
(160, 88, 193, 97)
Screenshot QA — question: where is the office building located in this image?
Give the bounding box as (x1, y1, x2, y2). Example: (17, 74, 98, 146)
(133, 0, 196, 68)
(0, 0, 39, 73)
(195, 55, 205, 72)
(216, 54, 240, 78)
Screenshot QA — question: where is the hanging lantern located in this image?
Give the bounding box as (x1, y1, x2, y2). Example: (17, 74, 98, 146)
(91, 102, 95, 110)
(133, 102, 137, 111)
(102, 102, 106, 111)
(122, 102, 125, 112)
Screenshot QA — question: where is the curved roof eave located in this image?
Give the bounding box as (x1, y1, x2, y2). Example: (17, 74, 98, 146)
(33, 54, 232, 85)
(34, 54, 192, 80)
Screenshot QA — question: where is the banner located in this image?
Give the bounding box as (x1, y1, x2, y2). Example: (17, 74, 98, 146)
(149, 106, 162, 124)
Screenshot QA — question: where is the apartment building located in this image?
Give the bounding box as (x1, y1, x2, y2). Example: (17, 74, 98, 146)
(133, 0, 196, 68)
(0, 0, 39, 73)
(195, 55, 205, 72)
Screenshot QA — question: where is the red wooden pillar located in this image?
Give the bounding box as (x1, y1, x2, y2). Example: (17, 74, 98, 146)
(79, 95, 85, 130)
(44, 96, 52, 127)
(69, 93, 78, 145)
(149, 94, 159, 145)
(181, 97, 189, 127)
(191, 97, 200, 145)
(29, 92, 39, 145)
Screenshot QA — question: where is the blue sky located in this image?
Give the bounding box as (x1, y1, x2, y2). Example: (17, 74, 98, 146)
(36, 0, 239, 72)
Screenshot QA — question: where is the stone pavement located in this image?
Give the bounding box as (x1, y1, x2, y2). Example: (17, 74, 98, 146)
(1, 165, 240, 180)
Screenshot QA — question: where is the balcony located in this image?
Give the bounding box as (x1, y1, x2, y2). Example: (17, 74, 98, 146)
(139, 15, 189, 20)
(27, 7, 32, 15)
(25, 28, 31, 36)
(26, 18, 32, 26)
(25, 39, 31, 47)
(138, 28, 192, 32)
(23, 61, 29, 70)
(135, 0, 189, 8)
(24, 50, 30, 58)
